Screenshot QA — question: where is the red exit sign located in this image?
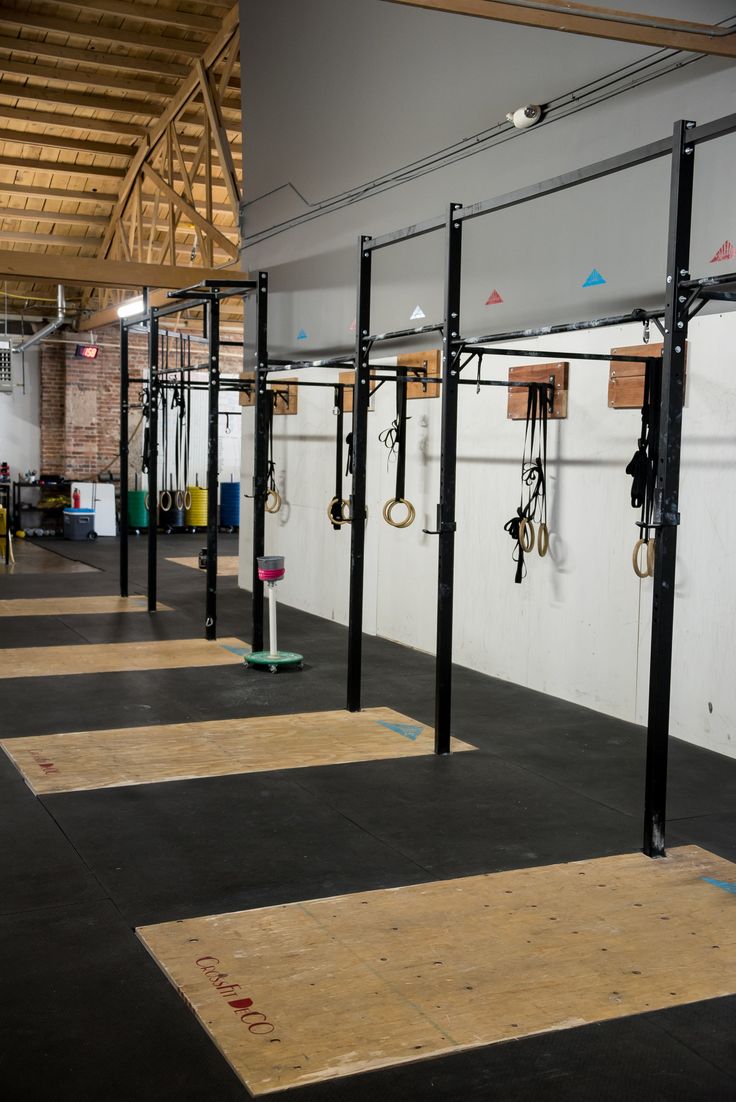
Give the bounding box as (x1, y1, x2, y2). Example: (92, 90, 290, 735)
(75, 344, 99, 359)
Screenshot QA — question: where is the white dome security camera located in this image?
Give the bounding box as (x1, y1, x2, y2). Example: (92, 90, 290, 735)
(506, 104, 543, 129)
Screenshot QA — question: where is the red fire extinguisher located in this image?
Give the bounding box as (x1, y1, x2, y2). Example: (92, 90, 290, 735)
(72, 489, 81, 509)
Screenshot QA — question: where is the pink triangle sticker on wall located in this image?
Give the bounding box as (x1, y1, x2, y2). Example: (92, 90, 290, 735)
(710, 240, 736, 263)
(348, 318, 357, 333)
(485, 289, 503, 305)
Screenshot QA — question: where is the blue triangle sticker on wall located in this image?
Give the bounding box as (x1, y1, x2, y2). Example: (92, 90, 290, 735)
(377, 720, 424, 741)
(297, 328, 308, 340)
(582, 268, 606, 288)
(703, 876, 736, 895)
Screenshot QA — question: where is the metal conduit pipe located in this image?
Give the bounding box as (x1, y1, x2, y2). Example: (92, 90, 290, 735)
(13, 285, 68, 354)
(503, 1, 736, 38)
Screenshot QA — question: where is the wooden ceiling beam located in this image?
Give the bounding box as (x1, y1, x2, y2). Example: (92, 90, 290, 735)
(0, 129, 135, 159)
(196, 58, 241, 218)
(0, 57, 176, 98)
(0, 12, 206, 56)
(0, 34, 190, 78)
(48, 0, 220, 34)
(141, 162, 238, 259)
(0, 249, 241, 289)
(0, 103, 148, 138)
(97, 3, 240, 263)
(0, 153, 126, 178)
(383, 1, 736, 58)
(0, 229, 97, 246)
(0, 182, 118, 204)
(0, 82, 157, 118)
(0, 207, 109, 226)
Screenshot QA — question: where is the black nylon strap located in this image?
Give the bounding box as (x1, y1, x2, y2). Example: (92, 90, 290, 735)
(505, 381, 549, 583)
(330, 386, 345, 529)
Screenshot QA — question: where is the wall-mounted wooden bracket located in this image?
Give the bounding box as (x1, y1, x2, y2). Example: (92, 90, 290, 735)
(270, 377, 298, 416)
(397, 350, 441, 400)
(238, 370, 255, 408)
(339, 369, 378, 414)
(608, 343, 665, 409)
(507, 361, 568, 419)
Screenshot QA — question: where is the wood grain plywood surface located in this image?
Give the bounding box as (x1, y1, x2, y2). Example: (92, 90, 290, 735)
(137, 846, 736, 1095)
(0, 595, 171, 617)
(166, 556, 239, 575)
(1, 707, 471, 794)
(0, 637, 249, 681)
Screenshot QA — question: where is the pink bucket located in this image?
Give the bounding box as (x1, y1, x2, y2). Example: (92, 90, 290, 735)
(257, 555, 285, 582)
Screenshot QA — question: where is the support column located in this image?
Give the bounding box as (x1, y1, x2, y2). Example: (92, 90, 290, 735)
(205, 295, 220, 640)
(146, 312, 159, 613)
(346, 236, 373, 712)
(251, 273, 269, 652)
(643, 120, 695, 857)
(119, 319, 129, 597)
(434, 204, 463, 754)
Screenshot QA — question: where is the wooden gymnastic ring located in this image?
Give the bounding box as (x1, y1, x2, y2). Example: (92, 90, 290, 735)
(144, 493, 151, 511)
(175, 490, 184, 510)
(159, 490, 172, 512)
(646, 537, 656, 577)
(327, 496, 351, 526)
(633, 538, 650, 579)
(184, 490, 192, 510)
(537, 521, 549, 558)
(265, 488, 282, 514)
(383, 498, 416, 529)
(518, 517, 535, 553)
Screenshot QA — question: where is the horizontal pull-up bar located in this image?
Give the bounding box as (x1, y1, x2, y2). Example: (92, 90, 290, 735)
(267, 355, 354, 370)
(463, 307, 665, 347)
(458, 377, 552, 389)
(364, 323, 443, 343)
(370, 374, 443, 384)
(462, 344, 654, 363)
(269, 378, 353, 391)
(166, 278, 257, 300)
(151, 297, 210, 320)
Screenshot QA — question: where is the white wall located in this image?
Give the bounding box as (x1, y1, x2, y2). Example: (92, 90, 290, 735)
(0, 347, 41, 478)
(240, 311, 736, 758)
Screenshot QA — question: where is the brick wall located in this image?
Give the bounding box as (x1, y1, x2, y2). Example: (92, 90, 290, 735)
(40, 326, 243, 481)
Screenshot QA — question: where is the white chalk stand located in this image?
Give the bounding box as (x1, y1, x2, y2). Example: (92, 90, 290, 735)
(246, 555, 303, 672)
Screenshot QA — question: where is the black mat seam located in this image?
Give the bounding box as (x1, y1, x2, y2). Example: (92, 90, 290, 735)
(56, 615, 99, 644)
(648, 999, 736, 1084)
(36, 795, 126, 925)
(273, 770, 438, 879)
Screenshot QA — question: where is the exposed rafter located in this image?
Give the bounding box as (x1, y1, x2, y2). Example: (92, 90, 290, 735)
(383, 1, 736, 57)
(0, 1, 244, 313)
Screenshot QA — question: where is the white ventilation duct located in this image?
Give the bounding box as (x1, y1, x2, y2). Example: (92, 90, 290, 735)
(13, 285, 69, 354)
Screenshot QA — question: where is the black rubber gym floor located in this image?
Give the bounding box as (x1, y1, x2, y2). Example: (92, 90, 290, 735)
(1, 534, 735, 1101)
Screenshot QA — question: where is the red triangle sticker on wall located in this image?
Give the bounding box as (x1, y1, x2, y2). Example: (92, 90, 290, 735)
(485, 289, 503, 305)
(710, 240, 736, 263)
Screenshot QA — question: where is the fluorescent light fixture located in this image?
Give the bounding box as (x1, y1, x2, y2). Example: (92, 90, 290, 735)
(117, 295, 145, 319)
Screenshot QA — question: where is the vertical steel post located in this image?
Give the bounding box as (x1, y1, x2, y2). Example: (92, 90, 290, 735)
(146, 311, 159, 613)
(119, 319, 129, 597)
(251, 273, 269, 652)
(643, 120, 695, 858)
(205, 295, 220, 640)
(434, 204, 464, 754)
(346, 236, 373, 712)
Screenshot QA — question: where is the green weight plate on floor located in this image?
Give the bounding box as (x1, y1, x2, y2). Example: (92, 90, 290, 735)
(246, 650, 303, 670)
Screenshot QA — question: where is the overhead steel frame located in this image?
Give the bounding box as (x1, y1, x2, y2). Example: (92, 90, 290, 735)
(345, 109, 736, 859)
(119, 277, 263, 639)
